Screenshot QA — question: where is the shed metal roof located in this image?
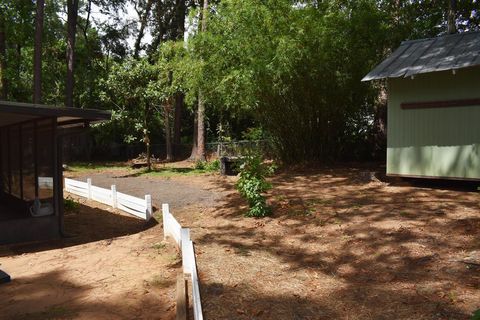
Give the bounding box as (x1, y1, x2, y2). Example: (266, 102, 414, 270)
(362, 31, 480, 81)
(0, 101, 111, 128)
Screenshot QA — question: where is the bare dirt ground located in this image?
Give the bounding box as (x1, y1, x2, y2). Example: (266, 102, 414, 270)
(2, 163, 478, 319)
(179, 166, 480, 320)
(0, 197, 179, 320)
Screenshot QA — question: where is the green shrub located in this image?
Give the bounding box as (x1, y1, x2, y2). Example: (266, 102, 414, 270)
(235, 152, 275, 217)
(471, 309, 480, 320)
(64, 196, 80, 212)
(205, 159, 220, 171)
(194, 160, 206, 170)
(195, 159, 220, 172)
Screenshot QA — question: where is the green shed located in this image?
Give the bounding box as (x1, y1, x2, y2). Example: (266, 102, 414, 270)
(363, 31, 480, 180)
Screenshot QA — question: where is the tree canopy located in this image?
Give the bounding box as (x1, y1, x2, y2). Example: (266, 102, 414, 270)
(1, 0, 478, 162)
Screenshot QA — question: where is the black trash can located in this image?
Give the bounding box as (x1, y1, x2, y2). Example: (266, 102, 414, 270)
(220, 156, 241, 176)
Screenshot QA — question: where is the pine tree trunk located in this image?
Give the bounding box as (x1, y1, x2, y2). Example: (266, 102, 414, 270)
(448, 0, 457, 34)
(196, 93, 206, 161)
(189, 110, 198, 160)
(194, 0, 208, 161)
(165, 101, 173, 162)
(173, 0, 186, 158)
(145, 104, 152, 171)
(66, 0, 79, 108)
(0, 12, 7, 100)
(134, 0, 153, 59)
(33, 0, 44, 104)
(173, 93, 184, 157)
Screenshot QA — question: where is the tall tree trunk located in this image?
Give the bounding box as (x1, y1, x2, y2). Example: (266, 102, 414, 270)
(82, 0, 92, 41)
(165, 101, 173, 162)
(196, 93, 206, 161)
(144, 104, 152, 171)
(33, 0, 45, 104)
(195, 0, 208, 161)
(173, 93, 184, 157)
(134, 0, 153, 59)
(0, 12, 7, 100)
(66, 0, 79, 108)
(173, 0, 186, 158)
(189, 110, 198, 159)
(448, 0, 457, 34)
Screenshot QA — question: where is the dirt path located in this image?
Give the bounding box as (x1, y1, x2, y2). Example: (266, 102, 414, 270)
(6, 165, 478, 319)
(0, 198, 178, 320)
(70, 170, 221, 210)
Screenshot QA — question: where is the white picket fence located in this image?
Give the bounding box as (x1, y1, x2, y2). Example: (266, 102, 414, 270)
(162, 203, 203, 320)
(64, 178, 152, 221)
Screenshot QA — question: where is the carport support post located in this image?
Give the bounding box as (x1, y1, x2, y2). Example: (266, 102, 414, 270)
(87, 178, 92, 200)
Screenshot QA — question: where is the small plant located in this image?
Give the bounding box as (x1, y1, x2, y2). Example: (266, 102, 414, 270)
(194, 160, 206, 170)
(151, 242, 166, 252)
(205, 159, 220, 171)
(64, 196, 80, 212)
(471, 309, 480, 320)
(194, 159, 220, 172)
(235, 152, 275, 217)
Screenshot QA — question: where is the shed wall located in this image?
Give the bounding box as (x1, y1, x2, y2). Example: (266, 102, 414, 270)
(387, 67, 480, 179)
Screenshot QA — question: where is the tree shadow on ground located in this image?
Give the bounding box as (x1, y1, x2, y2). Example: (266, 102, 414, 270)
(193, 167, 479, 319)
(0, 270, 175, 320)
(0, 203, 158, 257)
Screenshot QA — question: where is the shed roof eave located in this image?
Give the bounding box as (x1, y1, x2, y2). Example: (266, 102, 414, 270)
(0, 101, 111, 128)
(362, 31, 480, 82)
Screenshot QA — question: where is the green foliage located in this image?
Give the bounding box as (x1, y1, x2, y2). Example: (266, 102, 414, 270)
(194, 159, 220, 172)
(242, 127, 265, 141)
(205, 159, 220, 171)
(64, 196, 80, 212)
(236, 152, 275, 217)
(194, 0, 387, 163)
(471, 309, 480, 320)
(187, 0, 480, 163)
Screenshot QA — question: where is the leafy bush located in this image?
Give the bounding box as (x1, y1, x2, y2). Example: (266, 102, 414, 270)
(194, 160, 206, 170)
(195, 159, 220, 172)
(235, 152, 275, 217)
(471, 309, 480, 320)
(64, 196, 80, 212)
(205, 159, 220, 171)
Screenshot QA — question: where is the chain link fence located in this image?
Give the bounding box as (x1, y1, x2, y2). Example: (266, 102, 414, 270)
(62, 133, 272, 162)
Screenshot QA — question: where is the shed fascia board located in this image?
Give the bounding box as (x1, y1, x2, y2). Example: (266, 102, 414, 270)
(0, 101, 111, 127)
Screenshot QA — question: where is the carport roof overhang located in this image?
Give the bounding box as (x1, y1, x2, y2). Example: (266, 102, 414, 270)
(0, 100, 111, 128)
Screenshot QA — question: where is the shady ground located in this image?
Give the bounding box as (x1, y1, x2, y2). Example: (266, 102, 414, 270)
(2, 161, 480, 319)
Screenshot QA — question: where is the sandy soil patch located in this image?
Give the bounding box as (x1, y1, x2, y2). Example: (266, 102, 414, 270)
(18, 163, 479, 319)
(0, 198, 178, 320)
(171, 166, 480, 320)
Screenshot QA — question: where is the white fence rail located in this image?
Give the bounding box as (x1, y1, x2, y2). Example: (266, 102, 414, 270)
(64, 178, 152, 221)
(162, 204, 203, 320)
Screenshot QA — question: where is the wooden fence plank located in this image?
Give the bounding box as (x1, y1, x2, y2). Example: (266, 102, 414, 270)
(176, 271, 188, 320)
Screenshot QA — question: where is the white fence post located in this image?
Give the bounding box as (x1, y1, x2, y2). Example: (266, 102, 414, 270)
(87, 178, 92, 200)
(181, 228, 191, 275)
(145, 195, 152, 221)
(162, 203, 170, 240)
(158, 203, 203, 320)
(111, 185, 117, 209)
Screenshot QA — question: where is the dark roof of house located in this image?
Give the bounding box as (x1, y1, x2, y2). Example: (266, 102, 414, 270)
(362, 31, 480, 81)
(0, 101, 111, 128)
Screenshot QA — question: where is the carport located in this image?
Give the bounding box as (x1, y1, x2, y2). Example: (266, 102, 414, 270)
(0, 101, 110, 244)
